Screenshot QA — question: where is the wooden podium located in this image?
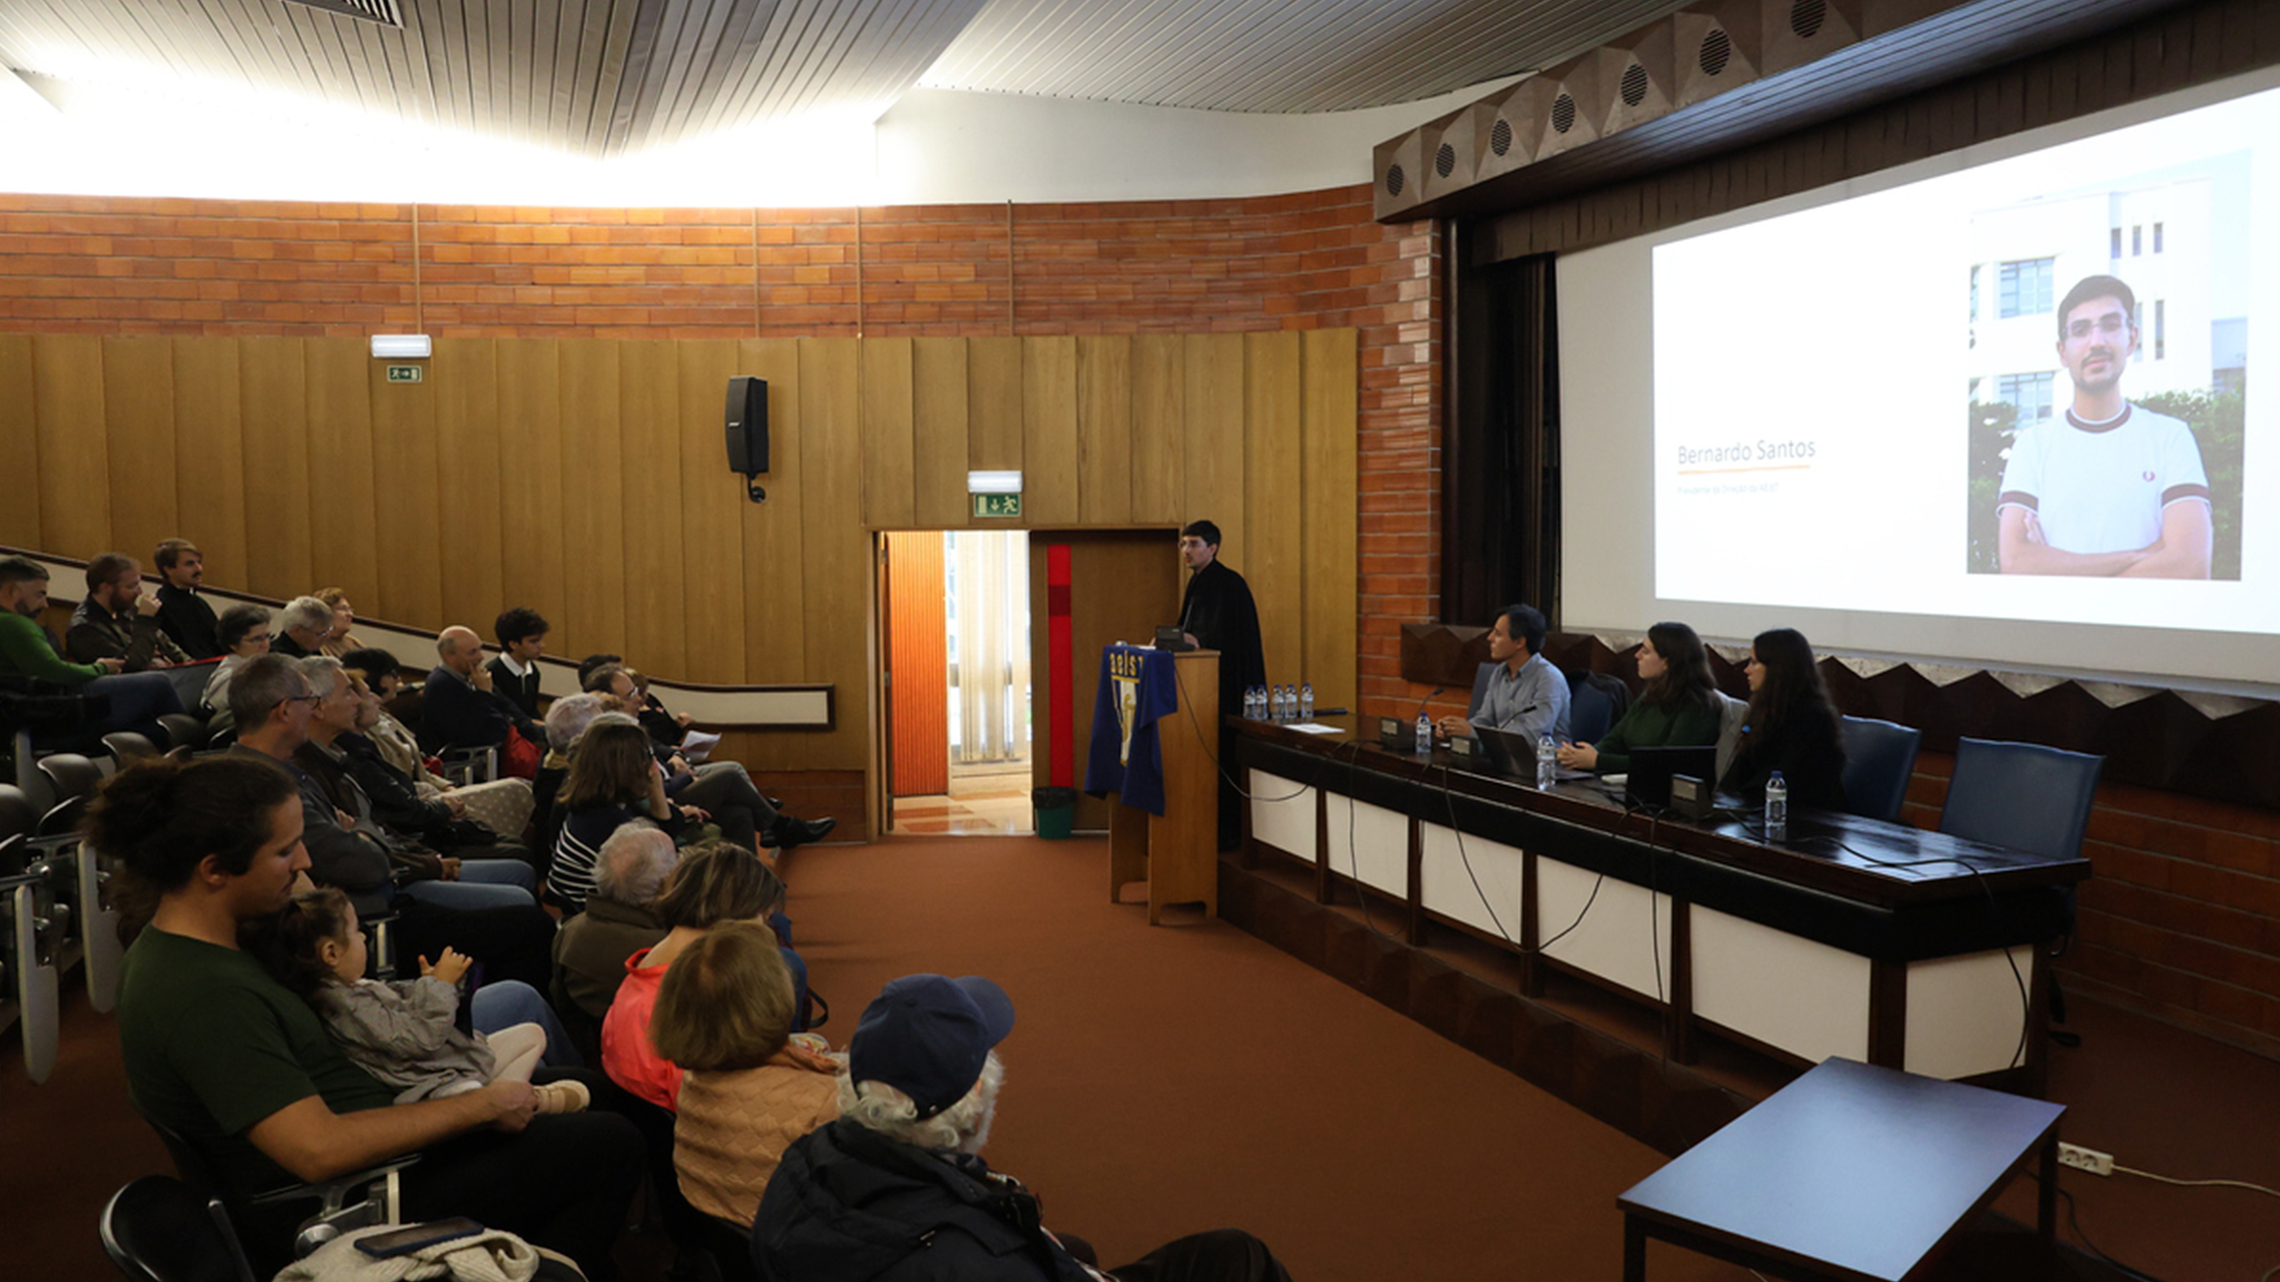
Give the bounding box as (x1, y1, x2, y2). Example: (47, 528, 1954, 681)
(1107, 648, 1219, 924)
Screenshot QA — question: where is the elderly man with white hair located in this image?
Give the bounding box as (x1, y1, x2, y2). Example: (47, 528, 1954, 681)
(550, 823, 679, 1028)
(750, 975, 1297, 1282)
(421, 623, 546, 768)
(270, 594, 337, 658)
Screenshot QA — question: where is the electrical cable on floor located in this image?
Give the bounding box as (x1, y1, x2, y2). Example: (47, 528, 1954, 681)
(2112, 1168, 2280, 1199)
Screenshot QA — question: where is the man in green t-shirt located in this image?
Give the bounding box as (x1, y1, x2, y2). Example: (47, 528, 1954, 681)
(103, 755, 641, 1277)
(0, 554, 183, 749)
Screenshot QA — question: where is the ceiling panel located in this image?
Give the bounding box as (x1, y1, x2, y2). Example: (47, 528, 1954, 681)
(0, 0, 1699, 159)
(0, 0, 988, 156)
(917, 0, 1697, 113)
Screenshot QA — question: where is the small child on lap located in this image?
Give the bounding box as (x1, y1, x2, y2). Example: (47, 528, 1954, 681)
(251, 888, 586, 1112)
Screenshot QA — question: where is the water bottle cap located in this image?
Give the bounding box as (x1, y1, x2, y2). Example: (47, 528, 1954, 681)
(1769, 770, 1785, 782)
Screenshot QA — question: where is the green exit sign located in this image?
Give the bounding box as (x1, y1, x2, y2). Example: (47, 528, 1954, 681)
(385, 364, 423, 383)
(972, 493, 1021, 518)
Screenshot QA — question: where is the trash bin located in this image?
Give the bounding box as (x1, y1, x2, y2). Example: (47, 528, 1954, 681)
(1032, 786, 1079, 839)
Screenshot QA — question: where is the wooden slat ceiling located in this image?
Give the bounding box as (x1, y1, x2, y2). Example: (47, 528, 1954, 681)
(0, 0, 1688, 158)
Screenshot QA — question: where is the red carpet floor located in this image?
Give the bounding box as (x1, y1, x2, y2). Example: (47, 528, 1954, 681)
(12, 831, 2274, 1280)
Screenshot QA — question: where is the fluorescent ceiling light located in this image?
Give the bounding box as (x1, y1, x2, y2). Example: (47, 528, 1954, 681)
(370, 334, 432, 359)
(967, 470, 1022, 494)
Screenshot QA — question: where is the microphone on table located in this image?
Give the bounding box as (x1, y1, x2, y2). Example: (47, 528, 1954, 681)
(1412, 686, 1446, 743)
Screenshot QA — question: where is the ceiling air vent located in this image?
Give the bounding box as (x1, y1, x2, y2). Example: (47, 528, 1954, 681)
(1435, 143, 1457, 178)
(1386, 165, 1406, 196)
(1699, 27, 1732, 76)
(282, 0, 404, 27)
(1790, 0, 1827, 39)
(1620, 63, 1649, 106)
(1551, 93, 1577, 134)
(1489, 117, 1513, 156)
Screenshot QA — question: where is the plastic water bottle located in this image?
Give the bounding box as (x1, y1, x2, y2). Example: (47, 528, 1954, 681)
(1414, 708, 1434, 754)
(1252, 685, 1266, 721)
(1269, 685, 1284, 723)
(1765, 770, 1789, 843)
(1535, 733, 1557, 790)
(1299, 682, 1314, 722)
(1244, 686, 1259, 720)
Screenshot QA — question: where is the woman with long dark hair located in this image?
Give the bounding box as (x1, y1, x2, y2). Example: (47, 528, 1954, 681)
(1556, 621, 1722, 774)
(1718, 627, 1846, 810)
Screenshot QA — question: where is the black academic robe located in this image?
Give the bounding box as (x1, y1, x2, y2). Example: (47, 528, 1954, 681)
(1179, 559, 1267, 713)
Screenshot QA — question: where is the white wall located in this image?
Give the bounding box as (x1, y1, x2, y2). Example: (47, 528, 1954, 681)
(0, 70, 1515, 207)
(873, 81, 1519, 204)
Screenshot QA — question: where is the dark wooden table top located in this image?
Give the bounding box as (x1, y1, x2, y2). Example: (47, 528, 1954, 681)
(1230, 714, 2090, 907)
(1617, 1058, 2063, 1281)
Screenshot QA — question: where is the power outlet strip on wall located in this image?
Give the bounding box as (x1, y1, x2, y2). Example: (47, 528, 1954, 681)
(2059, 1142, 2115, 1176)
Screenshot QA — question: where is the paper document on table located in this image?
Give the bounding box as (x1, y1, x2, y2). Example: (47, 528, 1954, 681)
(680, 729, 723, 762)
(1287, 723, 1344, 735)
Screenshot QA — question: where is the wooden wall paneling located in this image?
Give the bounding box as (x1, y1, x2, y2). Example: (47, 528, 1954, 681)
(0, 335, 37, 548)
(1075, 335, 1133, 525)
(169, 338, 248, 587)
(1243, 331, 1305, 687)
(1129, 333, 1183, 526)
(101, 337, 178, 567)
(860, 337, 917, 529)
(735, 340, 807, 771)
(432, 339, 504, 635)
(1301, 328, 1360, 712)
(1182, 333, 1246, 564)
(302, 339, 382, 609)
(557, 339, 628, 662)
(1021, 336, 1079, 526)
(367, 350, 444, 628)
(236, 338, 314, 599)
(677, 340, 748, 684)
(911, 337, 970, 530)
(797, 338, 866, 770)
(619, 340, 687, 677)
(494, 339, 567, 654)
(966, 336, 1023, 475)
(31, 335, 110, 560)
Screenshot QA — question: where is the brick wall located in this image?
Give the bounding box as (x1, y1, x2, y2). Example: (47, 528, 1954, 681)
(0, 183, 1443, 729)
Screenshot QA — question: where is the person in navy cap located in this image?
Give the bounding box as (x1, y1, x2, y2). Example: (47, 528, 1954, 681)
(749, 973, 1295, 1282)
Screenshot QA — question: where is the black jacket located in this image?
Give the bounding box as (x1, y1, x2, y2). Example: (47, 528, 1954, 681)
(750, 1119, 1092, 1282)
(1720, 699, 1847, 811)
(154, 584, 223, 660)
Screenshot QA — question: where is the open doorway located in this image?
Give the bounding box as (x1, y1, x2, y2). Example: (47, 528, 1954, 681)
(884, 531, 1032, 835)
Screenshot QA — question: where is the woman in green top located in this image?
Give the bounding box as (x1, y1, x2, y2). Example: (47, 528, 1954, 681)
(1556, 621, 1722, 774)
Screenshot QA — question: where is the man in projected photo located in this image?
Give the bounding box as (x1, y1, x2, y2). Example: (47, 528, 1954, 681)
(1997, 274, 2213, 578)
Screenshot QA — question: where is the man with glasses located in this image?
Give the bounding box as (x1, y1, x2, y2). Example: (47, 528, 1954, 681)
(1997, 274, 2213, 577)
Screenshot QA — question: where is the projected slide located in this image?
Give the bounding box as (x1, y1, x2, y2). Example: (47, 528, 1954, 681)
(1653, 87, 2271, 635)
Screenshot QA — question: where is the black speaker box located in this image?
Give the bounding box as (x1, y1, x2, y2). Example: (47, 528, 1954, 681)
(726, 376, 769, 475)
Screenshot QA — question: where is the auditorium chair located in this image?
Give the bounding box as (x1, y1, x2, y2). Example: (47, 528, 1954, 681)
(145, 1114, 415, 1272)
(1938, 737, 2103, 868)
(1, 837, 62, 1084)
(1465, 661, 1497, 721)
(100, 1174, 259, 1282)
(1938, 736, 2104, 1041)
(102, 731, 162, 769)
(36, 751, 103, 810)
(1838, 716, 1923, 823)
(156, 713, 210, 753)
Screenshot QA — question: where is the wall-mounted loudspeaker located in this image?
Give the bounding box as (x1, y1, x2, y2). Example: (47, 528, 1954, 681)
(726, 375, 769, 502)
